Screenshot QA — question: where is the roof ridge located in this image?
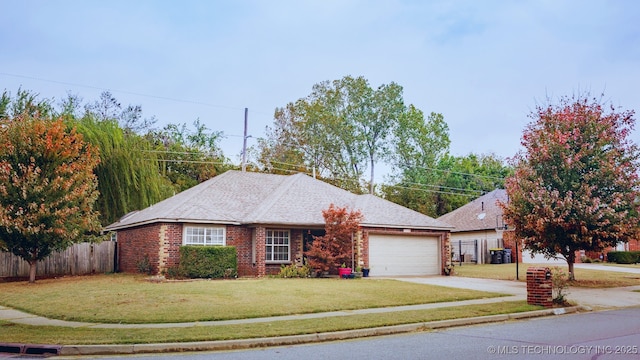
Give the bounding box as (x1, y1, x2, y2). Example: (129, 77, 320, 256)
(244, 172, 305, 223)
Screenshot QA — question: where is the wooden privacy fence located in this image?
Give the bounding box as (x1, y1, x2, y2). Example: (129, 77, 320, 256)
(0, 241, 116, 279)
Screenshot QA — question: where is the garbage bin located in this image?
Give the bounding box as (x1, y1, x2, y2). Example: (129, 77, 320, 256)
(503, 248, 512, 264)
(490, 249, 503, 264)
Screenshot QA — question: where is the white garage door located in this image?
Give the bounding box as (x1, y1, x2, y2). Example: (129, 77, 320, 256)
(369, 234, 440, 276)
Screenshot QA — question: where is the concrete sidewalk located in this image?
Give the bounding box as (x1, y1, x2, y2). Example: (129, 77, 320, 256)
(574, 263, 640, 274)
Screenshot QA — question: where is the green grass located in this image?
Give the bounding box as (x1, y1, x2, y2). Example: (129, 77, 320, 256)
(0, 301, 540, 345)
(453, 263, 640, 288)
(0, 274, 506, 324)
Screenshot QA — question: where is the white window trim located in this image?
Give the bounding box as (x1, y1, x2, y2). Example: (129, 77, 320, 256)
(183, 225, 226, 246)
(265, 229, 290, 263)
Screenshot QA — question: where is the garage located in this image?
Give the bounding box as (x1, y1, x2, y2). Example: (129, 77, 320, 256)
(368, 234, 441, 276)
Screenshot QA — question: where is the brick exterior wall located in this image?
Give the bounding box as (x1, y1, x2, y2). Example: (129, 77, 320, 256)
(117, 223, 164, 274)
(117, 223, 451, 277)
(159, 223, 183, 273)
(501, 231, 521, 263)
(226, 225, 254, 276)
(585, 239, 640, 261)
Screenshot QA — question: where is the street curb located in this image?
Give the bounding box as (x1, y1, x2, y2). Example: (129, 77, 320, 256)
(58, 306, 588, 356)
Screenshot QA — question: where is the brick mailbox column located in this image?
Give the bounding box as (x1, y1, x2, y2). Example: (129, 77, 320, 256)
(526, 267, 553, 307)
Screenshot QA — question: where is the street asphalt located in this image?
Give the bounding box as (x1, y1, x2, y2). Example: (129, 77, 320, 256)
(0, 263, 638, 356)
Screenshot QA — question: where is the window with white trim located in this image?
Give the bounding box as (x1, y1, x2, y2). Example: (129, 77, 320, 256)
(183, 225, 226, 246)
(265, 229, 290, 262)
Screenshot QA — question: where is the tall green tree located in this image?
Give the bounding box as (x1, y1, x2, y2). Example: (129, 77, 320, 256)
(257, 76, 440, 194)
(148, 119, 229, 193)
(384, 153, 509, 217)
(500, 95, 640, 280)
(0, 114, 101, 283)
(1, 88, 53, 120)
(72, 115, 173, 225)
(84, 91, 156, 133)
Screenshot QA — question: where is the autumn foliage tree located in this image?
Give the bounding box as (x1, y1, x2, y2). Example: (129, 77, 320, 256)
(305, 204, 363, 275)
(0, 113, 101, 283)
(500, 95, 640, 280)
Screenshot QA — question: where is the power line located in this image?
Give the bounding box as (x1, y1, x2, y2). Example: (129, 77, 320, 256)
(2, 72, 509, 183)
(0, 72, 243, 112)
(401, 163, 506, 181)
(254, 162, 483, 198)
(263, 159, 506, 183)
(144, 159, 228, 165)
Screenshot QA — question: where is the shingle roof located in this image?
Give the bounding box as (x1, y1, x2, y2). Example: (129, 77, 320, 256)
(436, 189, 507, 232)
(104, 170, 452, 231)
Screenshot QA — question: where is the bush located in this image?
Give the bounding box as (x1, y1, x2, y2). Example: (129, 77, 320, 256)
(163, 265, 185, 279)
(277, 264, 311, 278)
(607, 251, 640, 264)
(136, 255, 153, 275)
(178, 246, 238, 279)
(550, 266, 569, 305)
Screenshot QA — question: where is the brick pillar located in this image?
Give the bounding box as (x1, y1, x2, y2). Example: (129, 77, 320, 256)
(526, 267, 553, 307)
(356, 230, 363, 268)
(158, 225, 168, 275)
(255, 226, 266, 277)
(443, 232, 453, 275)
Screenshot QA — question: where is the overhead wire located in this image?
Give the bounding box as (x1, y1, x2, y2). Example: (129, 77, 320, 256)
(2, 72, 506, 198)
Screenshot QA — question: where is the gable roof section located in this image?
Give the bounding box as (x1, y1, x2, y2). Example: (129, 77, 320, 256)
(436, 189, 507, 232)
(105, 170, 452, 231)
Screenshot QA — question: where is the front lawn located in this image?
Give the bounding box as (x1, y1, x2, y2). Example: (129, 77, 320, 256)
(453, 263, 640, 288)
(0, 301, 539, 345)
(0, 274, 506, 324)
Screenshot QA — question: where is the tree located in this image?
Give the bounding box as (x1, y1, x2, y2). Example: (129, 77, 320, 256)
(148, 119, 229, 193)
(1, 88, 53, 120)
(0, 114, 101, 283)
(84, 91, 156, 133)
(256, 76, 428, 194)
(500, 95, 640, 280)
(384, 153, 509, 217)
(72, 115, 173, 225)
(305, 204, 363, 275)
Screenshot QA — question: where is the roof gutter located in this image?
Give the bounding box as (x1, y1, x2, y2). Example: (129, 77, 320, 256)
(103, 218, 242, 232)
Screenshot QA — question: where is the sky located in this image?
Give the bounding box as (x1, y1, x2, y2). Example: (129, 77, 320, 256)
(1, 0, 639, 180)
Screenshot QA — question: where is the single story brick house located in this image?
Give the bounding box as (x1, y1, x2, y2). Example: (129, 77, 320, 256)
(439, 189, 640, 265)
(104, 170, 453, 277)
(437, 189, 512, 264)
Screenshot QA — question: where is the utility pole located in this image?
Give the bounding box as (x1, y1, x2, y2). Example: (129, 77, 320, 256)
(242, 108, 248, 172)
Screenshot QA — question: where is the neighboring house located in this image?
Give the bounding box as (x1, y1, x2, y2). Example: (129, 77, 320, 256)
(104, 170, 453, 277)
(438, 189, 640, 265)
(437, 189, 510, 264)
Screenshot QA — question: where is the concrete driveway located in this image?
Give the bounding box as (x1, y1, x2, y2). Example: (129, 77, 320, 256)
(393, 265, 640, 309)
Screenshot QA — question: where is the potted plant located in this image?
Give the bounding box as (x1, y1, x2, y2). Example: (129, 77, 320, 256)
(338, 263, 352, 279)
(353, 266, 363, 278)
(361, 267, 370, 277)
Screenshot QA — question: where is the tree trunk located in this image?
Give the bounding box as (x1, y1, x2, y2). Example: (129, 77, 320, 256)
(28, 260, 37, 283)
(566, 251, 575, 281)
(369, 156, 375, 195)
